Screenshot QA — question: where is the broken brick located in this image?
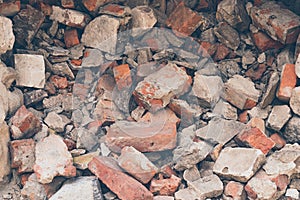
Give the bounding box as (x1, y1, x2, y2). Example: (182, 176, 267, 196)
(251, 31, 283, 52)
(113, 64, 132, 90)
(10, 139, 35, 173)
(10, 105, 42, 139)
(88, 156, 153, 200)
(276, 64, 297, 102)
(166, 2, 204, 36)
(150, 175, 181, 196)
(49, 75, 68, 89)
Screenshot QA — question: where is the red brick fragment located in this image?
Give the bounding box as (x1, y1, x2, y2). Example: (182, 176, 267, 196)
(88, 156, 153, 200)
(64, 29, 79, 48)
(150, 175, 181, 196)
(49, 75, 68, 89)
(10, 139, 35, 173)
(224, 181, 246, 200)
(277, 64, 297, 102)
(113, 64, 132, 90)
(166, 2, 203, 36)
(236, 127, 275, 154)
(251, 31, 283, 52)
(10, 105, 42, 139)
(213, 43, 230, 61)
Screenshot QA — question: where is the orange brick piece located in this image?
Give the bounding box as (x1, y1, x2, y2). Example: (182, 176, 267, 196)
(277, 64, 297, 102)
(88, 156, 153, 200)
(113, 64, 132, 90)
(64, 29, 79, 48)
(166, 2, 203, 36)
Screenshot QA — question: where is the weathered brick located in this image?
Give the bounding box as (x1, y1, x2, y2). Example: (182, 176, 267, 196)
(224, 181, 246, 200)
(251, 31, 283, 52)
(113, 64, 132, 90)
(0, 0, 20, 16)
(10, 139, 35, 173)
(88, 156, 153, 200)
(10, 105, 42, 139)
(166, 2, 204, 36)
(270, 133, 286, 150)
(250, 2, 300, 44)
(105, 109, 179, 153)
(150, 175, 181, 196)
(276, 64, 297, 102)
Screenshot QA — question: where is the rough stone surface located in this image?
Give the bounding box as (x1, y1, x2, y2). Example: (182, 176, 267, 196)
(81, 15, 120, 54)
(34, 134, 76, 184)
(290, 87, 300, 116)
(0, 0, 20, 16)
(13, 5, 45, 47)
(0, 122, 10, 183)
(10, 139, 35, 173)
(222, 75, 260, 110)
(174, 188, 200, 200)
(21, 173, 65, 200)
(44, 112, 71, 132)
(131, 6, 157, 37)
(14, 54, 45, 89)
(49, 176, 103, 200)
(267, 105, 291, 131)
(173, 125, 213, 171)
(196, 117, 245, 145)
(261, 71, 280, 108)
(216, 0, 250, 31)
(284, 116, 300, 143)
(214, 22, 240, 50)
(277, 64, 297, 102)
(10, 105, 41, 139)
(118, 146, 158, 184)
(166, 2, 204, 36)
(134, 63, 191, 112)
(0, 16, 15, 54)
(105, 109, 179, 153)
(50, 6, 89, 28)
(88, 156, 153, 200)
(192, 74, 223, 108)
(250, 2, 300, 44)
(263, 143, 300, 178)
(213, 147, 266, 182)
(188, 174, 224, 199)
(82, 48, 104, 68)
(213, 99, 238, 120)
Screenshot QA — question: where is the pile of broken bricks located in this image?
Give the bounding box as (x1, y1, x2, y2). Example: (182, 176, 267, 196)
(1, 0, 300, 199)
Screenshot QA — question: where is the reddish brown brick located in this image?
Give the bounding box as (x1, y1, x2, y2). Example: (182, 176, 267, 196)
(10, 139, 35, 173)
(213, 43, 230, 61)
(88, 156, 153, 200)
(64, 29, 79, 48)
(10, 105, 42, 139)
(113, 64, 132, 90)
(250, 2, 300, 44)
(49, 75, 68, 89)
(277, 64, 297, 102)
(82, 0, 113, 12)
(251, 31, 283, 52)
(236, 127, 275, 154)
(166, 2, 204, 36)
